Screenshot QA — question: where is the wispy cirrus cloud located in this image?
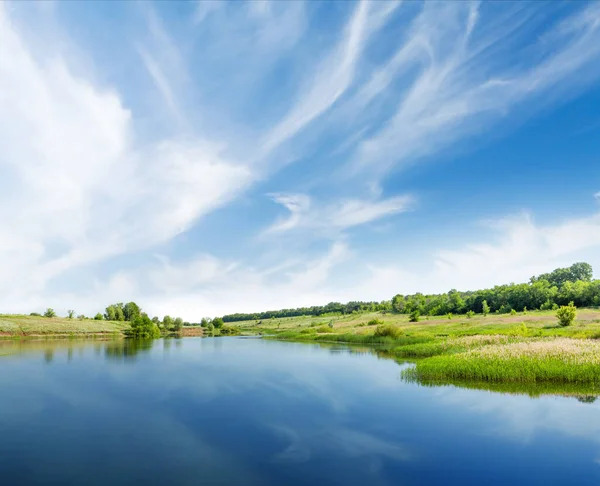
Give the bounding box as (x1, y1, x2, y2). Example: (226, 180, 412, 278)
(264, 193, 413, 236)
(348, 2, 600, 177)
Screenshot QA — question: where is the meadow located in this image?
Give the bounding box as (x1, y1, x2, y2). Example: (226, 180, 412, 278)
(0, 314, 129, 338)
(231, 308, 600, 387)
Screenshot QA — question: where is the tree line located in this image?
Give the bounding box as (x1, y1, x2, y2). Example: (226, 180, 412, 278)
(221, 262, 598, 321)
(222, 301, 392, 323)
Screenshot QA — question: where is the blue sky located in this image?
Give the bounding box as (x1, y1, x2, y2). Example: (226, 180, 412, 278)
(1, 1, 600, 320)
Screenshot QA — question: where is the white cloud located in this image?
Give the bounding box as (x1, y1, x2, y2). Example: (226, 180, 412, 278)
(0, 4, 252, 307)
(350, 2, 600, 176)
(369, 211, 600, 296)
(260, 0, 400, 155)
(595, 191, 600, 202)
(265, 193, 413, 235)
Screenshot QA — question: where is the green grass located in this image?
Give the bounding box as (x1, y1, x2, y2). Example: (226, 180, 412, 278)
(238, 308, 600, 387)
(0, 314, 130, 338)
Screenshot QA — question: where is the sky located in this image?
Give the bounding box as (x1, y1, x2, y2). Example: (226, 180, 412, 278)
(1, 0, 600, 320)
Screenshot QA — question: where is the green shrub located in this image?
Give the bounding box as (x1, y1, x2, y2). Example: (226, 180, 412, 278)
(30, 312, 41, 317)
(557, 302, 577, 327)
(220, 325, 241, 336)
(44, 308, 56, 318)
(447, 313, 453, 320)
(482, 300, 490, 316)
(409, 310, 420, 323)
(466, 310, 475, 319)
(374, 324, 403, 339)
(367, 318, 383, 326)
(94, 313, 103, 320)
(316, 325, 334, 333)
(510, 308, 517, 316)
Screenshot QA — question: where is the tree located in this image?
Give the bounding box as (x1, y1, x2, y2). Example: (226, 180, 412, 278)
(409, 310, 420, 322)
(44, 308, 56, 318)
(163, 315, 173, 331)
(152, 316, 160, 325)
(123, 302, 141, 321)
(482, 300, 490, 316)
(212, 317, 224, 329)
(94, 313, 103, 320)
(129, 314, 161, 338)
(200, 317, 210, 327)
(67, 309, 75, 319)
(173, 317, 183, 331)
(556, 301, 577, 327)
(104, 305, 117, 321)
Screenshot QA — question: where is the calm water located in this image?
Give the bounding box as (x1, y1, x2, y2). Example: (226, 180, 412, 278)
(0, 337, 599, 485)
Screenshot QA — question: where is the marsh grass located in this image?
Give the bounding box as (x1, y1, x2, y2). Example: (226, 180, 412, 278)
(405, 338, 600, 384)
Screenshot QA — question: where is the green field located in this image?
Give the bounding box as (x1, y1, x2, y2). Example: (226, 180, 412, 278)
(0, 314, 129, 338)
(230, 308, 600, 387)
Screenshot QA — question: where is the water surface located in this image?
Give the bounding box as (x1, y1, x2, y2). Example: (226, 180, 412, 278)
(0, 337, 598, 485)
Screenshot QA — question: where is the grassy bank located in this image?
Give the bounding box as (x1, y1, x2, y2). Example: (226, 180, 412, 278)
(231, 308, 600, 386)
(0, 314, 130, 338)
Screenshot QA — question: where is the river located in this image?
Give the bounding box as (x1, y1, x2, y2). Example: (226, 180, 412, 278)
(0, 337, 598, 485)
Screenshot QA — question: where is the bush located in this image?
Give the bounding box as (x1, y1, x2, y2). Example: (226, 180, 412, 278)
(44, 308, 56, 318)
(212, 317, 224, 329)
(466, 310, 475, 319)
(556, 302, 577, 327)
(482, 300, 490, 316)
(367, 318, 383, 326)
(409, 310, 420, 322)
(94, 313, 103, 320)
(30, 312, 41, 317)
(374, 324, 403, 339)
(67, 309, 75, 319)
(510, 309, 517, 316)
(447, 313, 453, 320)
(220, 325, 241, 336)
(316, 325, 334, 333)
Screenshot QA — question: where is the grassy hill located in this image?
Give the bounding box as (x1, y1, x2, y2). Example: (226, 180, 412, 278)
(0, 314, 130, 338)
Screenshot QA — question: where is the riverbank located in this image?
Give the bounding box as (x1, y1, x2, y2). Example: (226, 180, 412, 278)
(232, 309, 600, 385)
(0, 314, 129, 338)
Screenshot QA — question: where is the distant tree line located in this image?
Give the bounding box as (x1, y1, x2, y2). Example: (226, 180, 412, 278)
(392, 262, 596, 316)
(222, 301, 392, 323)
(221, 262, 598, 321)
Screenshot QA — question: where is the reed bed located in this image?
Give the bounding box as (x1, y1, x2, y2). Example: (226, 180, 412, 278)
(406, 338, 600, 383)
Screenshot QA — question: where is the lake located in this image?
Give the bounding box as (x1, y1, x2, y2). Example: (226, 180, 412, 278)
(0, 337, 598, 485)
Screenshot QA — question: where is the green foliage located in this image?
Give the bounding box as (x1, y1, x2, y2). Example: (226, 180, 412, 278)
(212, 317, 224, 329)
(409, 310, 420, 322)
(315, 325, 333, 333)
(510, 309, 517, 316)
(173, 317, 183, 331)
(44, 308, 56, 318)
(220, 325, 241, 336)
(374, 324, 403, 339)
(104, 304, 125, 321)
(220, 262, 598, 322)
(94, 313, 103, 320)
(328, 319, 334, 329)
(128, 314, 161, 338)
(162, 315, 173, 331)
(123, 302, 141, 322)
(77, 314, 86, 320)
(30, 312, 41, 317)
(482, 300, 490, 316)
(67, 309, 75, 319)
(367, 318, 384, 326)
(200, 317, 210, 327)
(447, 313, 453, 320)
(466, 310, 475, 319)
(556, 302, 577, 327)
